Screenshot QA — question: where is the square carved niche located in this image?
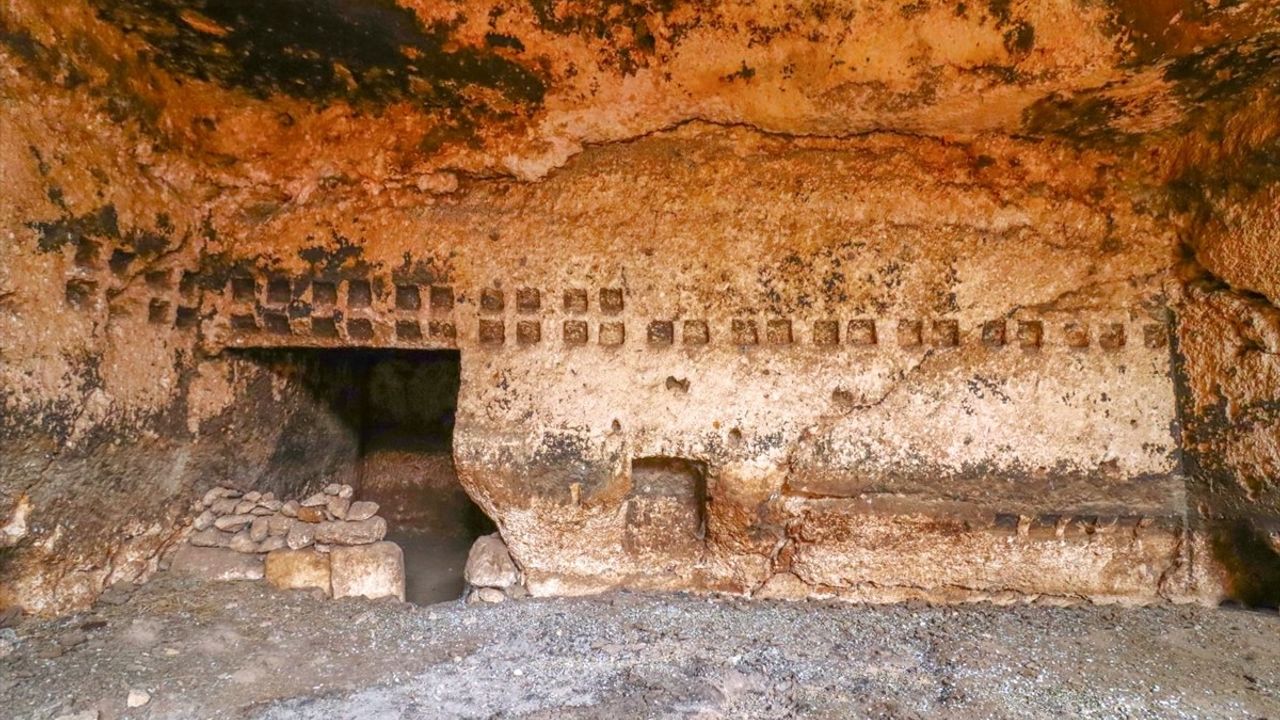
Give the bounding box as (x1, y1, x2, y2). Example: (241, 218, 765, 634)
(346, 318, 374, 340)
(647, 320, 674, 346)
(266, 277, 292, 305)
(563, 319, 589, 345)
(1143, 323, 1168, 349)
(263, 312, 291, 335)
(1017, 320, 1043, 349)
(147, 299, 170, 325)
(479, 319, 505, 345)
(812, 320, 839, 346)
(1063, 322, 1090, 349)
(931, 319, 959, 348)
(683, 320, 710, 346)
(429, 320, 457, 339)
(564, 288, 589, 314)
(396, 320, 422, 340)
(847, 319, 877, 346)
(517, 320, 541, 345)
(481, 288, 505, 313)
(347, 279, 373, 308)
(896, 319, 923, 347)
(430, 285, 455, 311)
(175, 306, 199, 329)
(311, 281, 338, 307)
(516, 287, 541, 313)
(311, 316, 339, 338)
(982, 320, 1007, 347)
(766, 319, 792, 345)
(395, 284, 421, 311)
(1099, 323, 1126, 350)
(600, 321, 626, 345)
(732, 319, 758, 346)
(230, 276, 257, 303)
(599, 288, 624, 314)
(145, 270, 171, 290)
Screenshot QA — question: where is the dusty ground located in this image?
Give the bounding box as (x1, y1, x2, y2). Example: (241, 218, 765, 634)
(0, 575, 1277, 719)
(390, 531, 474, 605)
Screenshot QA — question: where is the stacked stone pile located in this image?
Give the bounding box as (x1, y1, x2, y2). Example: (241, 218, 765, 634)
(171, 484, 404, 601)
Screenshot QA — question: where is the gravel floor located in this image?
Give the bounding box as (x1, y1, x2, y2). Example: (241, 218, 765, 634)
(0, 574, 1277, 719)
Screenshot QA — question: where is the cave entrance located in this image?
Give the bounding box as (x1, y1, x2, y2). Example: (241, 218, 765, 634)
(355, 349, 495, 604)
(231, 347, 493, 604)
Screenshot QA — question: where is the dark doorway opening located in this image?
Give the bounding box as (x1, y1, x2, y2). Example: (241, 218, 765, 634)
(230, 347, 493, 604)
(357, 349, 495, 603)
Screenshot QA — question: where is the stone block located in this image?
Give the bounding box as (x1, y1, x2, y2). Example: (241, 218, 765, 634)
(346, 501, 379, 522)
(465, 533, 519, 588)
(264, 549, 331, 596)
(330, 542, 405, 601)
(188, 528, 234, 548)
(314, 516, 387, 545)
(169, 545, 263, 581)
(286, 521, 316, 550)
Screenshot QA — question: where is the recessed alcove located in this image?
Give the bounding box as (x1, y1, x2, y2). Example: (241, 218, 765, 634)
(229, 347, 492, 604)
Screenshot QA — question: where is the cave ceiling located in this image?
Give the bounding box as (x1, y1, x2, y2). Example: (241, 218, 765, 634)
(1, 0, 1276, 186)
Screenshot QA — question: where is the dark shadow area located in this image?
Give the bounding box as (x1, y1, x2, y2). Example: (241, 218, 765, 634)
(230, 347, 494, 604)
(1211, 519, 1280, 610)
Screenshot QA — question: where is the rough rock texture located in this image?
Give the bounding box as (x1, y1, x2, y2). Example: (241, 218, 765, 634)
(465, 534, 520, 589)
(168, 546, 264, 582)
(330, 542, 406, 602)
(2, 576, 1279, 719)
(1, 0, 1279, 614)
(264, 549, 332, 596)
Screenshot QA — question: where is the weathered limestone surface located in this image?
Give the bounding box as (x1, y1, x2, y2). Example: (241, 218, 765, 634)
(330, 543, 406, 602)
(465, 534, 520, 590)
(2, 0, 1279, 613)
(169, 546, 264, 582)
(265, 549, 332, 596)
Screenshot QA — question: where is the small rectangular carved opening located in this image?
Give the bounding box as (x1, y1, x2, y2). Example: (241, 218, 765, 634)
(627, 457, 709, 551)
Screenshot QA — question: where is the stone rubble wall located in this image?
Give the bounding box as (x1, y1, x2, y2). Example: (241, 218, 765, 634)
(173, 484, 405, 602)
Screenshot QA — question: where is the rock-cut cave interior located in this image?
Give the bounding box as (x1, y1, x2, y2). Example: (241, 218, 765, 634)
(1, 0, 1278, 717)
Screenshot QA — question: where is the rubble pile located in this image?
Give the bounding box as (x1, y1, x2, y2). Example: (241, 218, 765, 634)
(171, 484, 404, 601)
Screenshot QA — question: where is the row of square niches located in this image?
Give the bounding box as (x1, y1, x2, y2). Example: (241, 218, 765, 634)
(228, 311, 1170, 351)
(226, 278, 625, 314)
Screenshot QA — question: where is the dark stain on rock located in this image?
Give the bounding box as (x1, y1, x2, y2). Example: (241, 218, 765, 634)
(27, 204, 178, 262)
(1003, 21, 1034, 55)
(1164, 34, 1280, 105)
(0, 19, 88, 89)
(392, 251, 455, 286)
(1103, 0, 1206, 64)
(985, 0, 1012, 24)
(29, 205, 121, 253)
(485, 32, 525, 52)
(89, 0, 545, 110)
(723, 61, 756, 83)
(298, 233, 373, 278)
(523, 431, 620, 504)
(1020, 93, 1132, 145)
(528, 0, 683, 74)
